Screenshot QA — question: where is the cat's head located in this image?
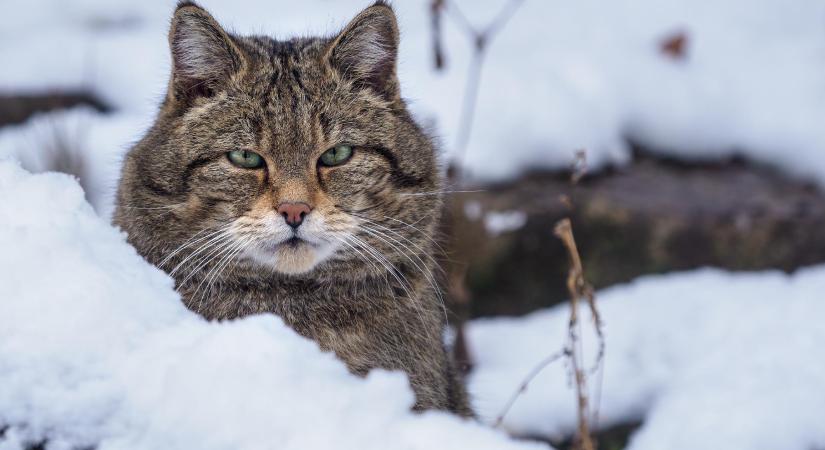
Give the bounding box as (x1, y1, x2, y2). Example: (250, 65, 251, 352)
(116, 1, 441, 279)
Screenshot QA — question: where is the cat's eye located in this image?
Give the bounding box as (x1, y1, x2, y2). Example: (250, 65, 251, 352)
(227, 150, 264, 169)
(319, 145, 353, 167)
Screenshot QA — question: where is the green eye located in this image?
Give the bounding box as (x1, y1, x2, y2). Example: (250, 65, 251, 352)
(227, 150, 264, 169)
(319, 145, 353, 167)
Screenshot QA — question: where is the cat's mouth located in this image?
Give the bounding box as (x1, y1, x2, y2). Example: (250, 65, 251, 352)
(270, 236, 317, 251)
(283, 236, 306, 248)
(246, 234, 332, 275)
(252, 234, 311, 251)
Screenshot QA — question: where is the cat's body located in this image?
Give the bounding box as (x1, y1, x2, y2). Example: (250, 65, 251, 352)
(113, 1, 472, 415)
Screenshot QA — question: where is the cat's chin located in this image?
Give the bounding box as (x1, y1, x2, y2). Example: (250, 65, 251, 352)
(271, 251, 319, 275)
(247, 238, 332, 275)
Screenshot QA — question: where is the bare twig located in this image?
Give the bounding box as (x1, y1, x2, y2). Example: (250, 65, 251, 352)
(493, 218, 605, 450)
(432, 0, 529, 384)
(452, 50, 486, 166)
(554, 218, 603, 450)
(430, 0, 447, 70)
(430, 4, 607, 444)
(494, 347, 570, 428)
(433, 0, 528, 167)
(484, 0, 528, 40)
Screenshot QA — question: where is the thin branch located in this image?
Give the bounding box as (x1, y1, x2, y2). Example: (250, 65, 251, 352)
(436, 0, 529, 169)
(555, 218, 603, 450)
(430, 6, 608, 443)
(431, 0, 530, 389)
(494, 348, 570, 428)
(452, 50, 486, 165)
(483, 0, 528, 39)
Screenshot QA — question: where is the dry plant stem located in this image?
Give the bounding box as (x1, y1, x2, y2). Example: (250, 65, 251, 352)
(555, 218, 599, 450)
(430, 0, 446, 70)
(431, 3, 607, 438)
(494, 348, 569, 428)
(428, 0, 528, 380)
(440, 0, 528, 167)
(493, 218, 605, 450)
(453, 50, 486, 165)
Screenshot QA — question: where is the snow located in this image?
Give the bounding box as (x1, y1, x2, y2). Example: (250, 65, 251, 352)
(483, 210, 528, 236)
(0, 161, 544, 450)
(4, 158, 822, 448)
(467, 267, 825, 449)
(0, 107, 148, 217)
(3, 1, 825, 448)
(2, 0, 825, 184)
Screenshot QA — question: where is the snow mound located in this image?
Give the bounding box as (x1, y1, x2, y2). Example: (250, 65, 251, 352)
(468, 268, 825, 449)
(0, 161, 544, 450)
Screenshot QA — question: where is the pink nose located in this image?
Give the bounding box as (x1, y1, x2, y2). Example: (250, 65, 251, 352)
(277, 202, 312, 229)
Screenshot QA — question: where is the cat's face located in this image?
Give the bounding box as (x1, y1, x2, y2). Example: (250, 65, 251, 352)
(115, 2, 440, 280)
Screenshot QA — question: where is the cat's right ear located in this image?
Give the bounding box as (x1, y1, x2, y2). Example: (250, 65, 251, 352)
(324, 3, 400, 101)
(167, 2, 245, 105)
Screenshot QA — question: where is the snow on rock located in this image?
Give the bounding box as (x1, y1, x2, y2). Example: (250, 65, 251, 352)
(483, 210, 528, 236)
(3, 0, 825, 183)
(467, 267, 825, 449)
(0, 161, 545, 450)
(0, 107, 148, 218)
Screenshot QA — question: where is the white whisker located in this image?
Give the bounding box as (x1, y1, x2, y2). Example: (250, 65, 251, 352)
(168, 227, 232, 277)
(358, 223, 448, 323)
(158, 226, 227, 269)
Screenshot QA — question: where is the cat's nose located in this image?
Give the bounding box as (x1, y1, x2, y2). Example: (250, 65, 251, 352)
(277, 202, 312, 229)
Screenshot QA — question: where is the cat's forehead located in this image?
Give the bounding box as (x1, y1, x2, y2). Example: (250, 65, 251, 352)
(233, 36, 340, 111)
(239, 35, 328, 79)
(243, 35, 324, 56)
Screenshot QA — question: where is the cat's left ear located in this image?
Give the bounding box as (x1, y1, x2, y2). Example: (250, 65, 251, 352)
(325, 2, 400, 101)
(168, 2, 246, 104)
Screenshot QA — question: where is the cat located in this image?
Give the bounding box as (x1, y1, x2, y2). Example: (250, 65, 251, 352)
(113, 1, 472, 416)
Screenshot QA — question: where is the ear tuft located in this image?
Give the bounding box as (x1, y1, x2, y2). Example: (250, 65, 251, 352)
(327, 4, 400, 99)
(175, 1, 202, 11)
(168, 4, 244, 102)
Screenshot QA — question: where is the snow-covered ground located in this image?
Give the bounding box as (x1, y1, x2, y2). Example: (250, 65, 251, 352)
(2, 0, 825, 184)
(468, 268, 825, 449)
(3, 160, 824, 449)
(0, 161, 544, 450)
(3, 1, 825, 448)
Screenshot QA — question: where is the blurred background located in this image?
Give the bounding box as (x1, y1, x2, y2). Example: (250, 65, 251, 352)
(2, 0, 825, 449)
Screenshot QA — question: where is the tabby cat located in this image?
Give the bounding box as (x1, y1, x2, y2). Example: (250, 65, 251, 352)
(113, 1, 472, 415)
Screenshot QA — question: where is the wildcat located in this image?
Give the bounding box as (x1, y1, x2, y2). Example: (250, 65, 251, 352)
(113, 1, 472, 416)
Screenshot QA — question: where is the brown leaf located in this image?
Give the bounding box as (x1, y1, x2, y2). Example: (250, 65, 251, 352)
(660, 30, 688, 60)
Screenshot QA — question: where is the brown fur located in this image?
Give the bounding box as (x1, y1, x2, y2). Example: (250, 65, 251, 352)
(113, 1, 472, 416)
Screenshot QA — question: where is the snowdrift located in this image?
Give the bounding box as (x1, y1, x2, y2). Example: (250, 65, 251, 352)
(469, 267, 825, 449)
(0, 161, 542, 450)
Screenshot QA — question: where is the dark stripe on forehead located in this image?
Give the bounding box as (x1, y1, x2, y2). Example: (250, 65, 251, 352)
(267, 52, 281, 72)
(269, 43, 303, 113)
(288, 65, 305, 91)
(288, 68, 306, 114)
(318, 111, 332, 136)
(265, 55, 281, 100)
(280, 39, 297, 56)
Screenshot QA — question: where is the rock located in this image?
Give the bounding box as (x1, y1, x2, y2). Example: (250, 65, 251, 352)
(0, 91, 109, 128)
(445, 154, 825, 317)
